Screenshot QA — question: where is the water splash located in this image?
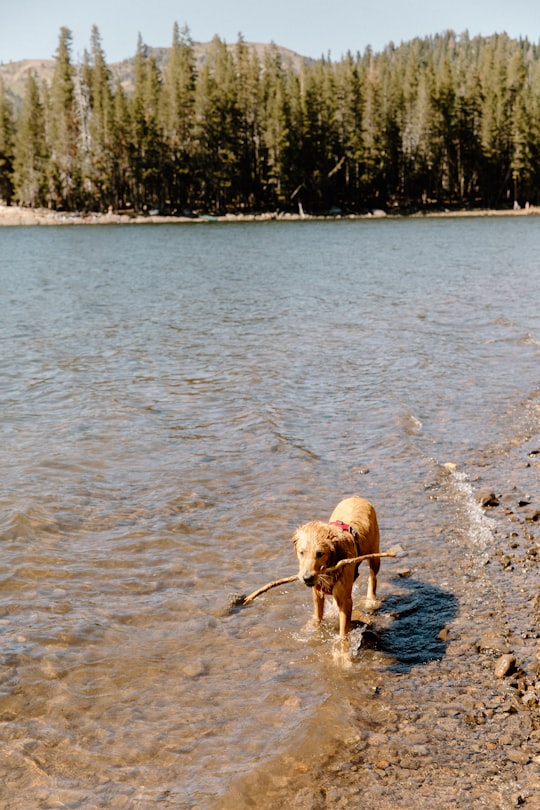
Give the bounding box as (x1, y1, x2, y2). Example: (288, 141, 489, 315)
(446, 468, 496, 552)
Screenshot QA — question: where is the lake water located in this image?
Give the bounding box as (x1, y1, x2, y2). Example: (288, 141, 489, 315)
(0, 217, 539, 808)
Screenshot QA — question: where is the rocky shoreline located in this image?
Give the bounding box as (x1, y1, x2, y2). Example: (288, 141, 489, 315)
(219, 400, 540, 810)
(1, 204, 539, 227)
(327, 421, 540, 808)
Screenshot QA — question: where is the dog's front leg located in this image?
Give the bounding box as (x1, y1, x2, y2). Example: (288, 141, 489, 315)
(337, 596, 353, 637)
(312, 588, 325, 623)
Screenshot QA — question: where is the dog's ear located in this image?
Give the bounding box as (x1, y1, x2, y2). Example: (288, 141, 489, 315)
(326, 532, 347, 567)
(328, 528, 358, 565)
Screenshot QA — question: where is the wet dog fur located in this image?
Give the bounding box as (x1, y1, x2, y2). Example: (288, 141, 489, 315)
(291, 496, 380, 637)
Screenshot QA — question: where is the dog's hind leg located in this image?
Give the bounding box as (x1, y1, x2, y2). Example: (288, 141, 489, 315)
(366, 558, 379, 604)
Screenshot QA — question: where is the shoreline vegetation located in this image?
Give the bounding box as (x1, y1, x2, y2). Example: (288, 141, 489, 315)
(1, 203, 539, 226)
(2, 28, 540, 218)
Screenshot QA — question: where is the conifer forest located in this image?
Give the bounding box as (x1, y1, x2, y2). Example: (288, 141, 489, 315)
(1, 25, 540, 214)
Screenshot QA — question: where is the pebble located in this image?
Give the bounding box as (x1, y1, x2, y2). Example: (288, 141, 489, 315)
(386, 544, 407, 557)
(494, 654, 517, 678)
(476, 635, 512, 655)
(478, 489, 500, 507)
(507, 749, 531, 764)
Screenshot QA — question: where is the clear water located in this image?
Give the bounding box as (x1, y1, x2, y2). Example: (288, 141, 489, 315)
(0, 217, 539, 808)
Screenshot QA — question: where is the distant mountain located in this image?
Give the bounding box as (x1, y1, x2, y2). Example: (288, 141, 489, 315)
(0, 42, 309, 107)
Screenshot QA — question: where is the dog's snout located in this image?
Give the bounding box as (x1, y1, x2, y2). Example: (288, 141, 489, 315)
(302, 573, 316, 587)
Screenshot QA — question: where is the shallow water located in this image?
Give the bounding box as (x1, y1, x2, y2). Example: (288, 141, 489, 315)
(0, 217, 539, 808)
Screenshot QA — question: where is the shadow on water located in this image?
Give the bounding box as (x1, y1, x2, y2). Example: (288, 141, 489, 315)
(377, 576, 458, 673)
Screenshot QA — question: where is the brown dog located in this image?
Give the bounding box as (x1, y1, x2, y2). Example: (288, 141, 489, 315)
(291, 496, 380, 637)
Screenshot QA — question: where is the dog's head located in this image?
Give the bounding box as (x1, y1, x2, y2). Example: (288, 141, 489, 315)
(291, 521, 345, 588)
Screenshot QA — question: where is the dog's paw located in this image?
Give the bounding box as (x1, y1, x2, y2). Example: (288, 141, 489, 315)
(363, 596, 382, 611)
(301, 617, 321, 634)
(331, 637, 353, 669)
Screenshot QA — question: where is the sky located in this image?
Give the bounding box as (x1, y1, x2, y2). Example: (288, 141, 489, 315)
(1, 0, 539, 64)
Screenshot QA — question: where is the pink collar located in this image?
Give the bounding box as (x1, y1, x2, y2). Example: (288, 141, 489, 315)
(329, 520, 357, 540)
(329, 520, 361, 556)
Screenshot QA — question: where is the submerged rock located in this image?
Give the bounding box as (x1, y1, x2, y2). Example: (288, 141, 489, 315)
(477, 488, 499, 507)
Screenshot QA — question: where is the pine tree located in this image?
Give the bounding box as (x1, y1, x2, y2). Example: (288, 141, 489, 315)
(332, 52, 364, 208)
(192, 36, 240, 211)
(479, 35, 512, 205)
(527, 52, 540, 202)
(299, 57, 342, 209)
(160, 22, 196, 211)
(79, 25, 116, 210)
(375, 46, 404, 205)
(454, 38, 483, 202)
(48, 27, 82, 209)
(13, 71, 48, 207)
(131, 34, 164, 210)
(260, 46, 294, 208)
(361, 49, 386, 204)
(234, 35, 263, 208)
(112, 79, 132, 210)
(433, 54, 458, 201)
(0, 77, 15, 204)
(507, 45, 531, 204)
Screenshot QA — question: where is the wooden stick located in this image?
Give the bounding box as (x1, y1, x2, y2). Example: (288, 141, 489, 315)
(237, 551, 396, 607)
(321, 551, 396, 575)
(241, 574, 299, 605)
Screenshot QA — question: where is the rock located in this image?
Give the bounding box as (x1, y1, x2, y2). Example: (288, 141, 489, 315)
(495, 654, 517, 678)
(477, 488, 499, 507)
(228, 592, 247, 607)
(476, 635, 512, 655)
(386, 544, 407, 557)
(507, 749, 531, 764)
(523, 507, 540, 523)
(498, 555, 514, 570)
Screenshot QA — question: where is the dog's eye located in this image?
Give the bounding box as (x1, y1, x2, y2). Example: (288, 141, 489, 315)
(315, 551, 323, 558)
(298, 550, 304, 556)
